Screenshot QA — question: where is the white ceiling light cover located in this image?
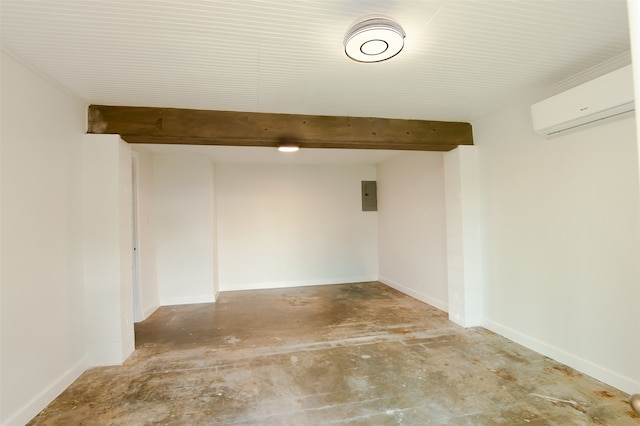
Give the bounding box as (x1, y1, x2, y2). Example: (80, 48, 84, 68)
(344, 16, 406, 63)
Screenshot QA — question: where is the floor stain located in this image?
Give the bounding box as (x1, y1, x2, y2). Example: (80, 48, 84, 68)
(552, 364, 583, 377)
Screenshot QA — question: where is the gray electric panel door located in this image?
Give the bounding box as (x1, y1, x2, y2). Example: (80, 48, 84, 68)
(361, 181, 377, 211)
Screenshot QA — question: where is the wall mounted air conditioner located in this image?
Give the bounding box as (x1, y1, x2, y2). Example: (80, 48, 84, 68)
(531, 64, 635, 136)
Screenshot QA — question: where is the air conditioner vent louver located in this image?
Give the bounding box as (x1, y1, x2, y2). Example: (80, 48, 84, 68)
(531, 64, 635, 136)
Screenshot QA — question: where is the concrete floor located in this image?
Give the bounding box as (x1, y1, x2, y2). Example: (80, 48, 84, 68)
(29, 282, 638, 425)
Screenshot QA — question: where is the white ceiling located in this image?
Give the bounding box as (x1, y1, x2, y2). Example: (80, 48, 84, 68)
(0, 0, 632, 163)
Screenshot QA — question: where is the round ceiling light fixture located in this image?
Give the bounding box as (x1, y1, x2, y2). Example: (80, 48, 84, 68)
(344, 16, 406, 63)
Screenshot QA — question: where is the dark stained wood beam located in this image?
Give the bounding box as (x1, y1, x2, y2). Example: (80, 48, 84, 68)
(88, 105, 473, 151)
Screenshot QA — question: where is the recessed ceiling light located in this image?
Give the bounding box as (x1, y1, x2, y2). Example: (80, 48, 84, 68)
(344, 16, 406, 63)
(278, 145, 299, 152)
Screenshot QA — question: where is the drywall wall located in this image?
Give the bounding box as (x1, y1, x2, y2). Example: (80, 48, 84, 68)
(474, 98, 640, 394)
(628, 0, 640, 399)
(444, 146, 482, 327)
(377, 152, 449, 311)
(216, 164, 378, 290)
(83, 134, 134, 366)
(153, 154, 217, 305)
(133, 149, 159, 319)
(210, 164, 220, 298)
(1, 51, 87, 426)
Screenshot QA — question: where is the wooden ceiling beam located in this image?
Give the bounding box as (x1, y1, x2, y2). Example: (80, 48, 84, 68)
(88, 105, 473, 151)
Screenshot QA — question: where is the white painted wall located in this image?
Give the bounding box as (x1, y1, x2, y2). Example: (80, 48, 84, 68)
(377, 152, 448, 311)
(444, 146, 482, 327)
(628, 0, 640, 398)
(474, 100, 640, 394)
(83, 134, 135, 366)
(216, 164, 378, 290)
(1, 51, 87, 426)
(210, 165, 220, 298)
(117, 141, 134, 358)
(153, 154, 217, 304)
(133, 149, 159, 319)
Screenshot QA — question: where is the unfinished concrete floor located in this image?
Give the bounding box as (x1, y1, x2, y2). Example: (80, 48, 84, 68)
(29, 282, 637, 425)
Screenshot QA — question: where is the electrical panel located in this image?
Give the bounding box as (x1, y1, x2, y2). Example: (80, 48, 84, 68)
(361, 181, 377, 211)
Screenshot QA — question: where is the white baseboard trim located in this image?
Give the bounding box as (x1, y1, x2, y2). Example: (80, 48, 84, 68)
(1, 356, 88, 426)
(219, 276, 379, 292)
(483, 318, 640, 395)
(159, 294, 215, 306)
(379, 276, 449, 312)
